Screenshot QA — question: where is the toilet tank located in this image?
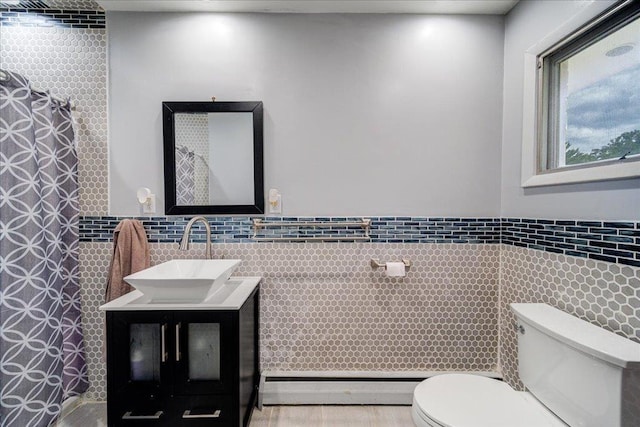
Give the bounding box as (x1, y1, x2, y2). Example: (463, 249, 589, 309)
(511, 303, 640, 427)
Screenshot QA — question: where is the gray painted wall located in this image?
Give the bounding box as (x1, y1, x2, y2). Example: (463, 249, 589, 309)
(108, 12, 504, 216)
(500, 0, 640, 221)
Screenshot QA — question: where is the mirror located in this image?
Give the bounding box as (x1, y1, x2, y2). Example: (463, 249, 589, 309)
(163, 101, 264, 215)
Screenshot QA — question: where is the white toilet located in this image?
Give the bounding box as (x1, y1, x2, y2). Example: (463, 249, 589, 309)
(412, 303, 640, 427)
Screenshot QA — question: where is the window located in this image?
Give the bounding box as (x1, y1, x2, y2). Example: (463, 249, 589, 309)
(522, 0, 640, 187)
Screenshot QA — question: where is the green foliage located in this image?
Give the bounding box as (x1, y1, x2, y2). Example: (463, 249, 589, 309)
(565, 143, 596, 165)
(565, 129, 640, 165)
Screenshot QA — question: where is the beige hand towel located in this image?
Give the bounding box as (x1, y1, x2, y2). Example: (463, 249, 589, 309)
(105, 219, 150, 302)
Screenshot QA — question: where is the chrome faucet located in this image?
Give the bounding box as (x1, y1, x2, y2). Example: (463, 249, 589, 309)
(179, 216, 213, 259)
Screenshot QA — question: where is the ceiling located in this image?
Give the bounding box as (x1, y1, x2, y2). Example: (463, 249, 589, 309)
(96, 0, 519, 15)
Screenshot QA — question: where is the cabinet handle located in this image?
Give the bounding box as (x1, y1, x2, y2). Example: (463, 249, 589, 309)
(182, 409, 220, 419)
(175, 322, 182, 361)
(161, 323, 168, 363)
(122, 411, 163, 420)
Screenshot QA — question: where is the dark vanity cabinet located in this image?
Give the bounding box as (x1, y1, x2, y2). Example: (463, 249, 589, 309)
(105, 286, 259, 427)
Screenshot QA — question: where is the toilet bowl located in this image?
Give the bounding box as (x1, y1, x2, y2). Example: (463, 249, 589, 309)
(411, 374, 566, 427)
(411, 303, 640, 427)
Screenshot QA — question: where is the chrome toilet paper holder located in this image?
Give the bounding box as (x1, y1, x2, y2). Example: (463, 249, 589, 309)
(370, 259, 411, 270)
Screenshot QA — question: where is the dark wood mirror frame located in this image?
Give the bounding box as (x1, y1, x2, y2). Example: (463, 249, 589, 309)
(162, 101, 264, 215)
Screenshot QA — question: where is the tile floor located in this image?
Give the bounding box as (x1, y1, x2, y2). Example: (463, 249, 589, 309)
(55, 403, 415, 426)
(251, 405, 414, 426)
(54, 402, 106, 427)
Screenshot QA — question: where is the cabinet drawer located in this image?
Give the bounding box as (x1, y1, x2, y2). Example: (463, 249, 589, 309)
(113, 410, 166, 427)
(108, 395, 168, 427)
(169, 395, 233, 426)
(109, 395, 233, 427)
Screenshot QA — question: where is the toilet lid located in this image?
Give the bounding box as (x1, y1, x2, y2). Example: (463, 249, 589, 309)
(413, 374, 566, 427)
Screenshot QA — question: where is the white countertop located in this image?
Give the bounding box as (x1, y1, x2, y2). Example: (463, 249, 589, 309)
(100, 276, 261, 311)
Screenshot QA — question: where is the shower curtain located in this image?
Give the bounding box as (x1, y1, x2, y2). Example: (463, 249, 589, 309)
(0, 70, 89, 426)
(176, 145, 196, 205)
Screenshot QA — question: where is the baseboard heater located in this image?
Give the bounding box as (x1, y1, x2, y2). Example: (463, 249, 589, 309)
(258, 371, 501, 407)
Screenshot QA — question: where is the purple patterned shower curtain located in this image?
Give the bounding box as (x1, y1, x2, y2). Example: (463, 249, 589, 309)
(0, 70, 89, 426)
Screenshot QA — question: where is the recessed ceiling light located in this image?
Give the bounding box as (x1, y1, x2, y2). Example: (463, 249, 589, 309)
(605, 43, 635, 57)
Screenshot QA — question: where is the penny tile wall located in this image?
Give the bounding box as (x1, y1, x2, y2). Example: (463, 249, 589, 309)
(0, 13, 108, 216)
(3, 6, 639, 405)
(227, 243, 500, 372)
(79, 241, 501, 399)
(499, 245, 640, 390)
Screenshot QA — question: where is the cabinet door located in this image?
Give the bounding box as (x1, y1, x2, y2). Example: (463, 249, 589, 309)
(173, 311, 235, 395)
(108, 311, 173, 398)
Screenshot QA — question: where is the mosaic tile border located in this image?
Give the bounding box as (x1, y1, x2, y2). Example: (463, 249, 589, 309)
(0, 8, 105, 28)
(79, 216, 640, 266)
(0, 0, 49, 8)
(79, 216, 503, 244)
(502, 218, 640, 268)
(10, 0, 102, 10)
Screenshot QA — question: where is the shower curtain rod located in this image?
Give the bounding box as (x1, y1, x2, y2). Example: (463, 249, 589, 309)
(176, 144, 209, 166)
(0, 70, 76, 110)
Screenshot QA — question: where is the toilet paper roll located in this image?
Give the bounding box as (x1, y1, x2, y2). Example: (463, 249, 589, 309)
(385, 262, 406, 277)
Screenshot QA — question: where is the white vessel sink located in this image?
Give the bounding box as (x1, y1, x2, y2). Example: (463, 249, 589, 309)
(123, 259, 241, 303)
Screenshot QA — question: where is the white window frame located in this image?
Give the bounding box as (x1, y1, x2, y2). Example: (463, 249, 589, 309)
(521, 0, 640, 187)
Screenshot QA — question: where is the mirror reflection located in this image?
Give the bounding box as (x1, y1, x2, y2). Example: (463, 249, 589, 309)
(174, 112, 254, 206)
(163, 101, 264, 215)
